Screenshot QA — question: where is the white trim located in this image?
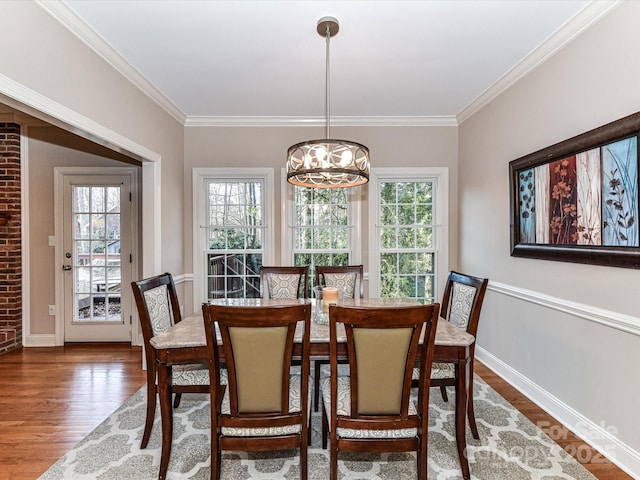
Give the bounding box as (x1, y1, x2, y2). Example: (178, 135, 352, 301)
(280, 169, 289, 264)
(281, 168, 364, 267)
(185, 116, 458, 128)
(457, 1, 622, 123)
(191, 168, 275, 309)
(488, 281, 640, 336)
(476, 346, 640, 479)
(368, 167, 449, 300)
(0, 73, 161, 163)
(20, 126, 31, 346)
(22, 334, 57, 347)
(36, 0, 186, 125)
(141, 161, 161, 278)
(173, 273, 193, 286)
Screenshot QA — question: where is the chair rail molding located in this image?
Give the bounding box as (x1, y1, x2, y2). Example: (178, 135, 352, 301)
(487, 281, 640, 337)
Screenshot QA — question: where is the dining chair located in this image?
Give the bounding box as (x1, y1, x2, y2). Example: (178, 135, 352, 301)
(413, 270, 488, 439)
(321, 302, 439, 480)
(315, 264, 364, 299)
(313, 265, 364, 411)
(131, 272, 209, 449)
(202, 301, 311, 480)
(260, 266, 309, 299)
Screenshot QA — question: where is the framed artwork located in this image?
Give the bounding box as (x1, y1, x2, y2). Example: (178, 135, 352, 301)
(509, 111, 640, 268)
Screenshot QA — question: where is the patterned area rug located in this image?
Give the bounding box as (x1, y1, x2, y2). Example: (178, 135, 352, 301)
(39, 376, 596, 479)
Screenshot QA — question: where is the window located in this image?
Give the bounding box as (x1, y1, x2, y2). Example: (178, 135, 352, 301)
(283, 177, 362, 293)
(369, 168, 448, 304)
(193, 169, 274, 303)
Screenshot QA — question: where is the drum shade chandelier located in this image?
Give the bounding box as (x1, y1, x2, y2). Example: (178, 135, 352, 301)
(286, 17, 370, 189)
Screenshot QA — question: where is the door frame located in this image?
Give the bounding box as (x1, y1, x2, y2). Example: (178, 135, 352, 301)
(54, 167, 139, 346)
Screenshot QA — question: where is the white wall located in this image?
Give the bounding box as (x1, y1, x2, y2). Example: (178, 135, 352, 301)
(458, 2, 640, 476)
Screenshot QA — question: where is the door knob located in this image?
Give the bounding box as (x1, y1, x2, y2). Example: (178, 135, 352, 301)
(62, 265, 72, 271)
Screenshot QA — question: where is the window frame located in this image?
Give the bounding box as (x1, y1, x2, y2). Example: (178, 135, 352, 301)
(368, 167, 449, 303)
(281, 168, 363, 276)
(192, 168, 275, 306)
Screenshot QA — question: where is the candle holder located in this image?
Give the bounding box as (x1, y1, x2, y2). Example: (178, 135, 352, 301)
(312, 286, 344, 324)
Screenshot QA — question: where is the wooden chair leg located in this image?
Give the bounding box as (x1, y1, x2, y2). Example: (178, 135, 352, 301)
(329, 437, 338, 480)
(210, 407, 221, 480)
(440, 385, 448, 402)
(141, 381, 156, 449)
(173, 392, 182, 408)
(468, 375, 479, 439)
(300, 439, 308, 480)
(322, 401, 328, 449)
(314, 361, 322, 411)
(418, 437, 427, 480)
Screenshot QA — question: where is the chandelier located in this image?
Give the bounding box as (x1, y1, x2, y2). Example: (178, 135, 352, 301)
(286, 17, 370, 189)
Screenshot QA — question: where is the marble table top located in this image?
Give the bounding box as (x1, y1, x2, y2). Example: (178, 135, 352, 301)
(150, 298, 474, 350)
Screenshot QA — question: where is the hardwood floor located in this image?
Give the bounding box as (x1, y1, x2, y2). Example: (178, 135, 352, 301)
(474, 362, 633, 480)
(0, 345, 632, 479)
(0, 344, 145, 480)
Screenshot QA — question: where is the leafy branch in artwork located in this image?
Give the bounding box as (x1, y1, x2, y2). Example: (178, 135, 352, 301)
(602, 139, 637, 246)
(604, 168, 635, 243)
(550, 159, 577, 244)
(519, 169, 535, 242)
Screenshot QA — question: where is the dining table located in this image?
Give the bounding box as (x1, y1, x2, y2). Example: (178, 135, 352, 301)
(149, 297, 475, 480)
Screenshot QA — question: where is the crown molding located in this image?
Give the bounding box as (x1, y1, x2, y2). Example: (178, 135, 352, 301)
(457, 0, 623, 124)
(36, 0, 187, 125)
(39, 0, 616, 129)
(184, 115, 458, 128)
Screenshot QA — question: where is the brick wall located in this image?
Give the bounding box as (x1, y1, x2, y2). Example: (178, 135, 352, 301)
(0, 123, 21, 354)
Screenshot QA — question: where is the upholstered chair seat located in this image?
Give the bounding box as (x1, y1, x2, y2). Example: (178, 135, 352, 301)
(172, 364, 210, 385)
(320, 377, 418, 439)
(220, 375, 303, 437)
(411, 361, 456, 382)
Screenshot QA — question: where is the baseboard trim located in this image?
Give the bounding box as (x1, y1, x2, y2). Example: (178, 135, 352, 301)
(476, 346, 640, 479)
(22, 334, 57, 347)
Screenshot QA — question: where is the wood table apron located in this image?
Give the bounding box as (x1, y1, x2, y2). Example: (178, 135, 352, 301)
(150, 298, 475, 480)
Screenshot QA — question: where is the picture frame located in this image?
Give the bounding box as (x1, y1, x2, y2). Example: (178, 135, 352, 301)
(509, 111, 640, 269)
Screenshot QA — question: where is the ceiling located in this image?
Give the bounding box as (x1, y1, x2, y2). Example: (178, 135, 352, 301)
(46, 0, 608, 125)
